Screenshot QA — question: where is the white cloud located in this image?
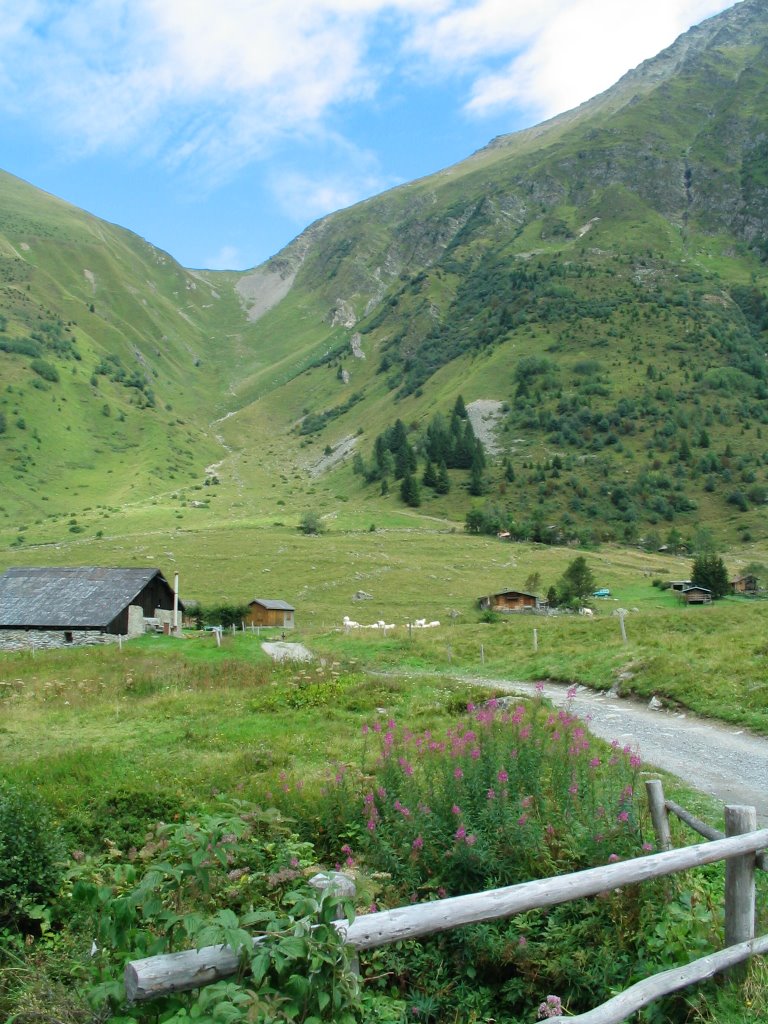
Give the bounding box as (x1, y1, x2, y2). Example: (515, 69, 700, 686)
(269, 162, 398, 224)
(406, 0, 738, 119)
(0, 0, 740, 179)
(205, 244, 243, 271)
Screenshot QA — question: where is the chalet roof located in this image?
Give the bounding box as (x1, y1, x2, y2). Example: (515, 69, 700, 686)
(493, 590, 538, 599)
(0, 566, 176, 629)
(730, 574, 757, 583)
(681, 585, 711, 594)
(249, 598, 295, 611)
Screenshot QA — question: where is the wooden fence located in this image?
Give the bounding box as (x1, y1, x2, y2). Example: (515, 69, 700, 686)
(126, 783, 768, 1023)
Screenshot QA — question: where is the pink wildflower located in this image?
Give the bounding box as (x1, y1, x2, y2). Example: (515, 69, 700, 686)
(517, 814, 528, 826)
(497, 769, 509, 783)
(361, 724, 369, 735)
(412, 835, 424, 850)
(451, 804, 461, 815)
(617, 810, 629, 823)
(537, 995, 563, 1020)
(608, 853, 620, 862)
(455, 826, 467, 840)
(454, 767, 464, 780)
(465, 833, 477, 846)
(589, 757, 601, 768)
(470, 748, 481, 759)
(487, 788, 496, 800)
(642, 842, 654, 852)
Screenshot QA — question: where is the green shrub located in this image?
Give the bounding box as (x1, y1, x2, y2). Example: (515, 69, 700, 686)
(67, 804, 359, 1021)
(29, 358, 60, 383)
(0, 780, 66, 928)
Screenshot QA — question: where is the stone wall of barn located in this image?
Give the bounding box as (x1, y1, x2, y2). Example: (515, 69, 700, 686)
(0, 629, 120, 651)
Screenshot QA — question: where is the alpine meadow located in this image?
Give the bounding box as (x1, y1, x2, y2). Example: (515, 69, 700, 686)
(2, 2, 768, 1023)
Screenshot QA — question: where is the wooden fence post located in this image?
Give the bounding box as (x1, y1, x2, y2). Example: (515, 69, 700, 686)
(724, 804, 756, 950)
(645, 779, 672, 852)
(533, 628, 538, 652)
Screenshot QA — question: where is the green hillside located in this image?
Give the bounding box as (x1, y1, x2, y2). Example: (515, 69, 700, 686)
(1, 0, 768, 559)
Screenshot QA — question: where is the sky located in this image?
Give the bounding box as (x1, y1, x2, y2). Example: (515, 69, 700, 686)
(0, 0, 740, 271)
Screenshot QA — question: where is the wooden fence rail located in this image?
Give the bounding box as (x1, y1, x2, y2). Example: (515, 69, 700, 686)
(126, 824, 768, 1019)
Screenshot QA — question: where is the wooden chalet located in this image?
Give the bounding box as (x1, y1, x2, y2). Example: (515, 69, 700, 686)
(730, 574, 759, 595)
(680, 586, 712, 605)
(0, 566, 182, 642)
(246, 599, 295, 629)
(667, 580, 693, 592)
(479, 590, 541, 613)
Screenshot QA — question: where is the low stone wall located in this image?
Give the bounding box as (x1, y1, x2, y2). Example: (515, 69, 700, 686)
(0, 629, 120, 652)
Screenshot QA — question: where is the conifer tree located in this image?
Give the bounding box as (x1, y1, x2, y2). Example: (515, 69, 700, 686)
(400, 471, 421, 507)
(435, 460, 450, 495)
(422, 460, 438, 489)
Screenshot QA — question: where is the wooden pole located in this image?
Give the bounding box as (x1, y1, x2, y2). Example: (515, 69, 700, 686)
(533, 628, 538, 652)
(617, 609, 628, 645)
(724, 804, 756, 949)
(645, 779, 672, 852)
(480, 644, 484, 665)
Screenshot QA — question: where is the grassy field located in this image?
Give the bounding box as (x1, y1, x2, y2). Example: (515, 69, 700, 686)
(2, 558, 766, 1024)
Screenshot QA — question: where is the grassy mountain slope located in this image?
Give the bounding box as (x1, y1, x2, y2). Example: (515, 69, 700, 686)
(0, 169, 262, 524)
(226, 0, 768, 547)
(1, 0, 767, 569)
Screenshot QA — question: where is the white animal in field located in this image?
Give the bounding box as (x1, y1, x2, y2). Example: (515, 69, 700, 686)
(342, 616, 360, 630)
(579, 607, 594, 617)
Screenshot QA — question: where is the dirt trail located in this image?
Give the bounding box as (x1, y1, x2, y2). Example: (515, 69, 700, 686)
(467, 678, 768, 825)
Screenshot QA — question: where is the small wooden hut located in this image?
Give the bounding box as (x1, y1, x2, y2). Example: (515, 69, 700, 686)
(730, 574, 759, 595)
(246, 599, 295, 629)
(478, 590, 541, 613)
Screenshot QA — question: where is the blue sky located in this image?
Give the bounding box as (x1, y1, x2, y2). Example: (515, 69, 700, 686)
(0, 0, 738, 270)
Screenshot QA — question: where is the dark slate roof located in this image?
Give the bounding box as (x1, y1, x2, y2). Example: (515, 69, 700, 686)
(249, 598, 295, 611)
(0, 566, 174, 629)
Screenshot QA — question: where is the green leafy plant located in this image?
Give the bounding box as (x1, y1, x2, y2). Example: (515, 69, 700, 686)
(0, 780, 66, 930)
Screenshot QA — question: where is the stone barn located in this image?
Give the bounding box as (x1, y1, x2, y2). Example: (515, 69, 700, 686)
(478, 589, 541, 613)
(0, 566, 182, 649)
(246, 599, 295, 629)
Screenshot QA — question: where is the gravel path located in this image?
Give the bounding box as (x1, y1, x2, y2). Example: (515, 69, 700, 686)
(466, 678, 768, 825)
